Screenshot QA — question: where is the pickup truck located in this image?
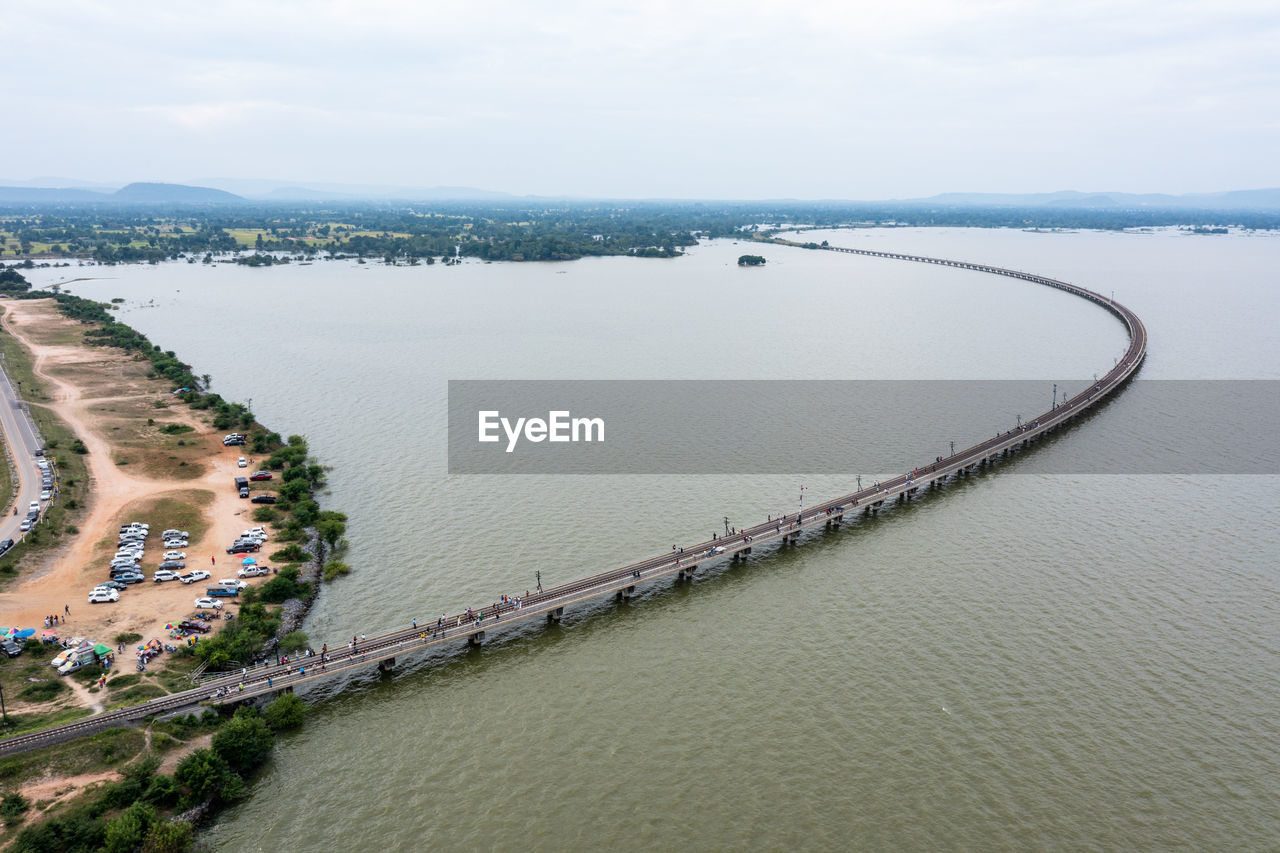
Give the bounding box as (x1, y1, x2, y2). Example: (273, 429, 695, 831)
(238, 565, 271, 578)
(206, 585, 240, 597)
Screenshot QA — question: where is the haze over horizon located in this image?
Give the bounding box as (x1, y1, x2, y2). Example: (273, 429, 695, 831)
(3, 0, 1277, 200)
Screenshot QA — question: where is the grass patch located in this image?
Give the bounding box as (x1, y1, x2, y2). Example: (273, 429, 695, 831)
(106, 673, 141, 689)
(106, 683, 168, 707)
(17, 679, 68, 702)
(0, 704, 92, 737)
(94, 491, 213, 563)
(0, 727, 145, 785)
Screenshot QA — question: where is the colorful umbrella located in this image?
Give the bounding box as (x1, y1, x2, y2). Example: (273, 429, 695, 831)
(15, 628, 36, 638)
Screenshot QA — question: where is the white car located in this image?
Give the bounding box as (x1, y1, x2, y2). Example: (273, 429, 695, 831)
(193, 597, 224, 609)
(163, 550, 187, 560)
(242, 529, 269, 541)
(180, 570, 211, 584)
(238, 457, 247, 468)
(164, 541, 189, 550)
(238, 565, 271, 578)
(89, 588, 120, 603)
(153, 570, 182, 582)
(162, 529, 188, 538)
(218, 578, 248, 590)
(40, 490, 51, 500)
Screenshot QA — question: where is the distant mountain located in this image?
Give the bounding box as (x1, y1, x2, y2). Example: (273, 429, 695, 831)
(191, 177, 514, 201)
(910, 189, 1280, 211)
(111, 182, 242, 203)
(0, 186, 112, 202)
(0, 181, 242, 204)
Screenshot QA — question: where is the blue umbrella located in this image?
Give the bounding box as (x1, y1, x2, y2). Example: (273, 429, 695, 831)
(15, 628, 36, 638)
(241, 557, 256, 565)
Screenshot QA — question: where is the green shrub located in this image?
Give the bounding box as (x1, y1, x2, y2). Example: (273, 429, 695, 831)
(263, 693, 306, 731)
(141, 820, 193, 853)
(1, 791, 30, 827)
(322, 560, 351, 581)
(104, 801, 157, 853)
(211, 715, 273, 776)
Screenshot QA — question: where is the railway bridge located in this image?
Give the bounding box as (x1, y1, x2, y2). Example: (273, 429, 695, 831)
(0, 243, 1147, 756)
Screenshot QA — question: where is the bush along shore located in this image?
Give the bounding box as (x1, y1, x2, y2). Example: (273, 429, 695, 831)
(1, 694, 307, 852)
(0, 286, 349, 847)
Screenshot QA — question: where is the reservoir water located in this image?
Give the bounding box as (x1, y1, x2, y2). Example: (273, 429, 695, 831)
(28, 228, 1280, 850)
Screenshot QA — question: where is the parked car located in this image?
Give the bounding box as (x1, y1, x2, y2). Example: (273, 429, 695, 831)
(158, 560, 186, 571)
(250, 494, 277, 504)
(207, 585, 239, 597)
(58, 658, 88, 675)
(193, 597, 224, 609)
(178, 620, 212, 634)
(153, 570, 182, 582)
(95, 580, 128, 591)
(2, 639, 24, 658)
(113, 572, 145, 584)
(162, 529, 188, 539)
(19, 520, 31, 532)
(28, 501, 40, 512)
(50, 644, 86, 668)
(218, 578, 248, 590)
(238, 565, 271, 578)
(249, 471, 272, 481)
(89, 588, 120, 603)
(40, 490, 51, 500)
(239, 487, 250, 499)
(238, 456, 247, 468)
(180, 570, 212, 584)
(163, 550, 187, 560)
(164, 539, 189, 549)
(0, 538, 16, 556)
(227, 542, 259, 554)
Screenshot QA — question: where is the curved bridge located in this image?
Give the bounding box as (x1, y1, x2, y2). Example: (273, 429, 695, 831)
(0, 243, 1147, 756)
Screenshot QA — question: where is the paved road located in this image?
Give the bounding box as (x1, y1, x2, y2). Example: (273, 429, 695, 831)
(0, 345, 46, 544)
(0, 243, 1148, 756)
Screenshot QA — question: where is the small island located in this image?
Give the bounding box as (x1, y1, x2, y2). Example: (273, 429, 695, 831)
(737, 254, 766, 266)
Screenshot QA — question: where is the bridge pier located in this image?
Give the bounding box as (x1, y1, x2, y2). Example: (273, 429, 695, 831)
(378, 657, 396, 672)
(468, 631, 485, 647)
(615, 585, 637, 600)
(546, 607, 564, 622)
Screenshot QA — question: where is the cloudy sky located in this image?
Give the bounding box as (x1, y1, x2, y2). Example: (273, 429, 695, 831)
(3, 0, 1277, 198)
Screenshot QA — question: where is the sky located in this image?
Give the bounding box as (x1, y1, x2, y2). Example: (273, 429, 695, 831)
(3, 0, 1278, 199)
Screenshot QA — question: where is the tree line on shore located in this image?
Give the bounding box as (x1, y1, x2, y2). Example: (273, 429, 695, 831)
(2, 201, 1275, 267)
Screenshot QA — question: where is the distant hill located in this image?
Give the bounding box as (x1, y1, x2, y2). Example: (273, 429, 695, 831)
(0, 186, 113, 202)
(111, 182, 242, 203)
(911, 189, 1280, 211)
(0, 181, 242, 204)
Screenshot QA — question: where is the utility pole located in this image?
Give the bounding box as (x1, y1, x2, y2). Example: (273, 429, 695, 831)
(950, 440, 955, 457)
(723, 517, 730, 536)
(1052, 383, 1057, 410)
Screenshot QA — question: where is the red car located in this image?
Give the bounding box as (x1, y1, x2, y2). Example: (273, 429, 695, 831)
(249, 471, 273, 481)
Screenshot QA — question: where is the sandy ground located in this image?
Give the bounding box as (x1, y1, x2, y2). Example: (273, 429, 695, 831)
(0, 300, 272, 665)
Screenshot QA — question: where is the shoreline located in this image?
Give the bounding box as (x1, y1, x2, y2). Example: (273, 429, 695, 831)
(0, 294, 337, 843)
